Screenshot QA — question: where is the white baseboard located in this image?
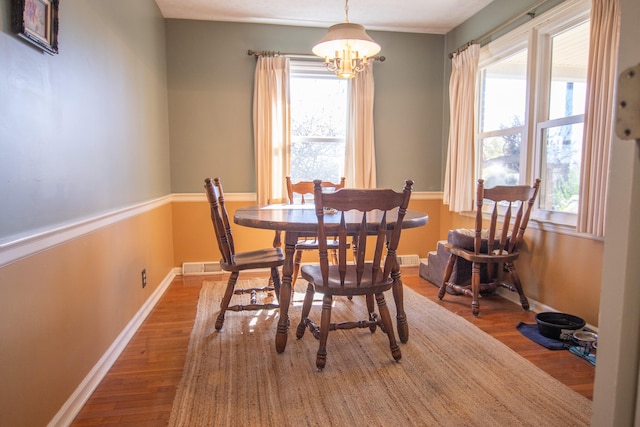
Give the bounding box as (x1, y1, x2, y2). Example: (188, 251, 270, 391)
(47, 267, 180, 427)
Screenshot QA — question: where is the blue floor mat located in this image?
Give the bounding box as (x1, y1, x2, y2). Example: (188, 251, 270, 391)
(516, 322, 569, 350)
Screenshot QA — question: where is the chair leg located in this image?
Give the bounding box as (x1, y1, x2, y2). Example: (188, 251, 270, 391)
(471, 262, 481, 317)
(505, 262, 530, 311)
(438, 254, 456, 300)
(292, 250, 303, 287)
(216, 271, 239, 330)
(296, 282, 315, 339)
(391, 269, 409, 343)
(375, 292, 401, 362)
(267, 231, 282, 289)
(365, 294, 377, 333)
(270, 267, 281, 301)
(316, 294, 332, 371)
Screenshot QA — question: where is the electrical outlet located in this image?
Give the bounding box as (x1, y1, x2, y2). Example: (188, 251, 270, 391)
(141, 269, 147, 288)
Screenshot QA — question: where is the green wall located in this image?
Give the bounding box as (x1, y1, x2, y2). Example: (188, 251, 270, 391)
(0, 0, 170, 242)
(445, 0, 565, 54)
(165, 20, 445, 193)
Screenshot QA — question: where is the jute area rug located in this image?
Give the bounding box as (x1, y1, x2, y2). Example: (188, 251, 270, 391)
(169, 278, 592, 426)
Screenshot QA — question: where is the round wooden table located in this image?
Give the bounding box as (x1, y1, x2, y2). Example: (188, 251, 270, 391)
(234, 204, 429, 353)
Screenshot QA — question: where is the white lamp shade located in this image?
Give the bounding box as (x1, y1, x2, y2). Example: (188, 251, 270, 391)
(312, 23, 381, 58)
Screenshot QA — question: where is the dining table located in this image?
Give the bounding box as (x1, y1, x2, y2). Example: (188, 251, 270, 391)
(234, 203, 429, 353)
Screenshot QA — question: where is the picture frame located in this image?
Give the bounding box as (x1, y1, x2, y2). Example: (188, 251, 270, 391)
(12, 0, 59, 55)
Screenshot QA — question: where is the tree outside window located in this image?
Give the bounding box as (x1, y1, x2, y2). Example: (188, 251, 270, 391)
(289, 62, 348, 183)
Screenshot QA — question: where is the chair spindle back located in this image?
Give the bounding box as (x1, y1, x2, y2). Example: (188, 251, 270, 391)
(475, 178, 541, 256)
(286, 176, 346, 204)
(204, 177, 235, 265)
(312, 179, 413, 288)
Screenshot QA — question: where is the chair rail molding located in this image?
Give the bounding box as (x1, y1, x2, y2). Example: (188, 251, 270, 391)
(0, 195, 173, 268)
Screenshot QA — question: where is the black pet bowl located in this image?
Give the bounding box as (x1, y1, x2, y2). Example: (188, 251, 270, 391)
(535, 312, 586, 340)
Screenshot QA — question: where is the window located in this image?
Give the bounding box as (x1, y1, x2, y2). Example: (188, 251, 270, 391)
(476, 1, 590, 225)
(289, 61, 348, 183)
(478, 49, 528, 188)
(537, 21, 589, 215)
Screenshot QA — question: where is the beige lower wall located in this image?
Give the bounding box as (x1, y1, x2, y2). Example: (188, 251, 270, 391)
(525, 227, 602, 326)
(0, 203, 175, 427)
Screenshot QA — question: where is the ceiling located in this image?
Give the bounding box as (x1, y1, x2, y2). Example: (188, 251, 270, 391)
(154, 0, 495, 34)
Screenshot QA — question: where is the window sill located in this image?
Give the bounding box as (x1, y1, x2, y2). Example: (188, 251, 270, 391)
(529, 217, 604, 242)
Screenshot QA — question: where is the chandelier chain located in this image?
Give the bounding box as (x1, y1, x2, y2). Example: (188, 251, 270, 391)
(344, 0, 349, 23)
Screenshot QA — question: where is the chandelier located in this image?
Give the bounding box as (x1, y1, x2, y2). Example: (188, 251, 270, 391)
(312, 0, 381, 79)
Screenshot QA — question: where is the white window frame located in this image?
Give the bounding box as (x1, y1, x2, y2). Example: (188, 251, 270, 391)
(476, 0, 591, 227)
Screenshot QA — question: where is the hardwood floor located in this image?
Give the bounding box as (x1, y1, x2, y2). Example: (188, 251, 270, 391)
(71, 268, 595, 426)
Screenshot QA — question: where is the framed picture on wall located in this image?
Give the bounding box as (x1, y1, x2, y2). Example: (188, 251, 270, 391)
(12, 0, 59, 55)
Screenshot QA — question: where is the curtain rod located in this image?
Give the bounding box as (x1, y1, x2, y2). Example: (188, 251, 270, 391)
(247, 50, 386, 62)
(448, 0, 550, 58)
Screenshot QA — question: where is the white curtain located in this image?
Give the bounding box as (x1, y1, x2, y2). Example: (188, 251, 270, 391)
(345, 64, 377, 188)
(577, 0, 620, 236)
(253, 56, 290, 205)
(443, 44, 480, 212)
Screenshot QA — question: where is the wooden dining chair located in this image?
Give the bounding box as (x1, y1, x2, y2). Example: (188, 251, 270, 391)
(296, 179, 414, 370)
(204, 177, 285, 330)
(284, 176, 346, 287)
(438, 178, 541, 316)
